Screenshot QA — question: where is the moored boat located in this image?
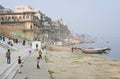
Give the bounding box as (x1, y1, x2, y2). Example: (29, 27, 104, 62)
(79, 47, 110, 54)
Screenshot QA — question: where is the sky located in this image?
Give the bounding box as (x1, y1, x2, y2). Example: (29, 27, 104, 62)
(0, 0, 120, 37)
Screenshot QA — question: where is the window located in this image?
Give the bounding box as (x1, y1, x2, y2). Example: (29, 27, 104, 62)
(31, 25, 32, 29)
(12, 16, 14, 19)
(23, 16, 25, 19)
(1, 17, 4, 20)
(8, 17, 11, 19)
(19, 16, 21, 19)
(26, 15, 29, 18)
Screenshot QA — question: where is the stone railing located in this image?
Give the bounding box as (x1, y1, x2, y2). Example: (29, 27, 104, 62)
(0, 41, 16, 51)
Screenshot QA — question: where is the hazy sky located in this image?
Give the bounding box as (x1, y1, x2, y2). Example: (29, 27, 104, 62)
(0, 0, 120, 37)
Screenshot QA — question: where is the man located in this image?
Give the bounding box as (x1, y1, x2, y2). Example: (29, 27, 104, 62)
(6, 49, 11, 64)
(36, 44, 38, 51)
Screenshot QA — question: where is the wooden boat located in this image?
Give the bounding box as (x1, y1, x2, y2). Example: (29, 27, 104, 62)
(79, 47, 110, 54)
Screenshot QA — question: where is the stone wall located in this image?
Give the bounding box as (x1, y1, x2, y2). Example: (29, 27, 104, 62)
(0, 22, 34, 40)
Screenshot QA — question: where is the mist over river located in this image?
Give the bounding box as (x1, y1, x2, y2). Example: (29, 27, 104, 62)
(79, 36, 120, 60)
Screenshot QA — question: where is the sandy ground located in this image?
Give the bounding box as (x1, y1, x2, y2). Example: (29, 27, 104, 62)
(46, 46, 120, 79)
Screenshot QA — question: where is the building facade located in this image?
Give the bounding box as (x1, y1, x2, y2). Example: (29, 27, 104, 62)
(0, 5, 71, 42)
(0, 6, 42, 41)
(51, 20, 70, 42)
(0, 12, 41, 41)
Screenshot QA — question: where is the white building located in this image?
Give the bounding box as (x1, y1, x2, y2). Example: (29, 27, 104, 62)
(15, 5, 42, 20)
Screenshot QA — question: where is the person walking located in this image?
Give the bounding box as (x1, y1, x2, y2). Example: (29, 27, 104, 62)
(23, 40, 25, 46)
(38, 49, 42, 59)
(3, 36, 5, 41)
(18, 56, 22, 73)
(6, 49, 11, 64)
(36, 44, 38, 51)
(36, 56, 40, 69)
(71, 47, 74, 52)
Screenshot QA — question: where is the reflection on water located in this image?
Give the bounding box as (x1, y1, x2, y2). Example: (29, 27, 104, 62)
(79, 37, 120, 60)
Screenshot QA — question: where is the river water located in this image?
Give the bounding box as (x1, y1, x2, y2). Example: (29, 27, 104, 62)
(78, 37, 120, 60)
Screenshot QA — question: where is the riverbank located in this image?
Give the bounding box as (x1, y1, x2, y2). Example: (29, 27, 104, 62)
(46, 45, 120, 79)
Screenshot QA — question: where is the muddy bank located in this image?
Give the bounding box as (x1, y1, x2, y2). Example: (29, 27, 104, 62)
(46, 46, 120, 79)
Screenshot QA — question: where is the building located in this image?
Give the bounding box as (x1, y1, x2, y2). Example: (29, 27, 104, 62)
(0, 5, 42, 41)
(0, 5, 4, 9)
(0, 5, 71, 42)
(51, 20, 70, 42)
(0, 5, 13, 14)
(15, 5, 42, 20)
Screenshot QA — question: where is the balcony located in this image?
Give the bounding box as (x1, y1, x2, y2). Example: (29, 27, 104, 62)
(23, 28, 33, 31)
(0, 19, 23, 23)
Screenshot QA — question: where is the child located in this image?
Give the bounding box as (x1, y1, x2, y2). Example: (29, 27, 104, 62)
(37, 56, 40, 69)
(18, 56, 23, 73)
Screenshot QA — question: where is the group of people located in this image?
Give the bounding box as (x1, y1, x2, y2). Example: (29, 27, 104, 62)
(5, 49, 23, 73)
(0, 35, 5, 41)
(35, 43, 45, 69)
(36, 49, 42, 69)
(0, 35, 18, 46)
(6, 49, 43, 74)
(5, 42, 43, 74)
(1, 36, 32, 74)
(0, 35, 25, 47)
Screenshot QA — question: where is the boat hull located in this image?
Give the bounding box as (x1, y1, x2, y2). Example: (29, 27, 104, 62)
(79, 47, 110, 54)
